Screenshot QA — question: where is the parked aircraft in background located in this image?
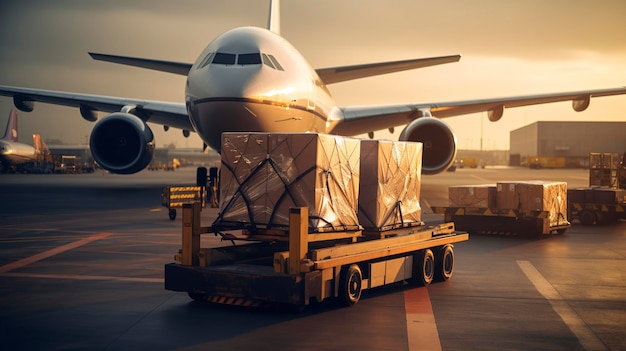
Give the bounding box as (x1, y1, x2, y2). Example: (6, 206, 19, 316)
(1, 0, 625, 175)
(0, 109, 51, 173)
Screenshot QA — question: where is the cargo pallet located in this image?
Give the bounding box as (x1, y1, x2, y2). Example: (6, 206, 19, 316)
(165, 203, 468, 307)
(431, 206, 570, 236)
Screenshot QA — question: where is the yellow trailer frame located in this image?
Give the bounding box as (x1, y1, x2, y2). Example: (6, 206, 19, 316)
(165, 203, 468, 307)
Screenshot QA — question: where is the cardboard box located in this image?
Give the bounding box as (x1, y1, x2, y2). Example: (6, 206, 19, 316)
(496, 181, 519, 210)
(496, 181, 568, 227)
(358, 140, 423, 229)
(448, 184, 497, 208)
(217, 132, 361, 232)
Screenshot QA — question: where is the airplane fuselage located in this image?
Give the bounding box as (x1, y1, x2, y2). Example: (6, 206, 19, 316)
(185, 27, 341, 151)
(0, 140, 37, 165)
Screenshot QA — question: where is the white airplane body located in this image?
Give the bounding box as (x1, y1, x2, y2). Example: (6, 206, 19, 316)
(1, 0, 625, 175)
(0, 109, 49, 172)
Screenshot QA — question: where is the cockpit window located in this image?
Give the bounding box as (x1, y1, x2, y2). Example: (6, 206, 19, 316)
(198, 52, 215, 69)
(238, 53, 262, 65)
(199, 51, 283, 70)
(268, 55, 284, 71)
(262, 54, 275, 69)
(212, 52, 236, 65)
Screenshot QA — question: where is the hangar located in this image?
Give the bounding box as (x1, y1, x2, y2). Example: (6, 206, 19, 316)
(509, 121, 626, 167)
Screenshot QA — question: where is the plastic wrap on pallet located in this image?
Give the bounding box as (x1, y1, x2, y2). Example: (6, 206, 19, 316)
(358, 140, 423, 230)
(217, 132, 361, 232)
(448, 184, 497, 208)
(496, 181, 568, 227)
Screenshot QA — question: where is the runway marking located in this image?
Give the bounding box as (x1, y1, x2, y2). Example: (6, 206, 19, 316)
(517, 260, 607, 351)
(1, 272, 163, 283)
(0, 232, 112, 274)
(404, 287, 442, 351)
(469, 174, 490, 182)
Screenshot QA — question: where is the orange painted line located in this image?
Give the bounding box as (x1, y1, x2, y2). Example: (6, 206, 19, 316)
(1, 272, 163, 283)
(404, 287, 442, 351)
(0, 232, 112, 274)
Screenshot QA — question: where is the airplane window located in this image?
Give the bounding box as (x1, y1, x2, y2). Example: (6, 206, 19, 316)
(198, 52, 215, 69)
(212, 52, 236, 65)
(238, 53, 262, 65)
(262, 54, 276, 69)
(268, 55, 284, 71)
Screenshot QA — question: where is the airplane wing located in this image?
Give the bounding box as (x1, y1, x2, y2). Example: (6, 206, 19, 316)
(89, 53, 192, 76)
(316, 55, 461, 85)
(0, 85, 192, 131)
(331, 87, 626, 135)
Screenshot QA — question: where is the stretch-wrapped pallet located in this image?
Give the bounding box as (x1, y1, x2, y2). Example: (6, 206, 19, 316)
(358, 139, 423, 230)
(216, 132, 361, 232)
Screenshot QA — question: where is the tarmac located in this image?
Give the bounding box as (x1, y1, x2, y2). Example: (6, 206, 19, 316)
(0, 166, 624, 350)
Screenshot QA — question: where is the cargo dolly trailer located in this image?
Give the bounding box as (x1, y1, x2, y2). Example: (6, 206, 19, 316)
(432, 206, 570, 236)
(165, 203, 468, 307)
(568, 187, 626, 225)
(567, 153, 626, 225)
(432, 181, 570, 237)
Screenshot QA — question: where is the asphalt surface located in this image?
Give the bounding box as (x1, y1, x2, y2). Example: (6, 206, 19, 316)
(0, 167, 624, 350)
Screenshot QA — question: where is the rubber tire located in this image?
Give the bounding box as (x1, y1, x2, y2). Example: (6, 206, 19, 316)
(339, 264, 363, 307)
(168, 209, 177, 221)
(188, 292, 207, 302)
(435, 245, 454, 282)
(414, 249, 435, 286)
(196, 167, 208, 187)
(578, 211, 596, 226)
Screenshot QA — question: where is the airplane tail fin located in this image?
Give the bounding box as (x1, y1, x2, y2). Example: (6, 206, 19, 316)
(267, 0, 280, 35)
(32, 134, 51, 155)
(2, 109, 19, 142)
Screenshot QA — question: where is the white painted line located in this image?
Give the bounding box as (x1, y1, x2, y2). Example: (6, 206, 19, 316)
(517, 260, 607, 351)
(404, 287, 442, 351)
(1, 272, 163, 283)
(0, 232, 112, 274)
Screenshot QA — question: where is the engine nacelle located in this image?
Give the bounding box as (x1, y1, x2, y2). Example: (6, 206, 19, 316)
(89, 112, 155, 174)
(399, 117, 457, 175)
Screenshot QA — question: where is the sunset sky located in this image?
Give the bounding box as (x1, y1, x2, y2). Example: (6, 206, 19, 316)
(1, 0, 625, 150)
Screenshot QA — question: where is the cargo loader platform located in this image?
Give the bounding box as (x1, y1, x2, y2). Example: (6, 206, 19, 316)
(165, 203, 468, 307)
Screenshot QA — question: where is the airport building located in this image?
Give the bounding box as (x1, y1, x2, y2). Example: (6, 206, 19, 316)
(509, 121, 626, 167)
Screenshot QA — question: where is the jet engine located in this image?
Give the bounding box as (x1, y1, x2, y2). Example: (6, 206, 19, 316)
(89, 112, 155, 174)
(399, 117, 457, 175)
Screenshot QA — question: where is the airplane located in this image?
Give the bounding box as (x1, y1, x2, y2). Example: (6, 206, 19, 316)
(0, 109, 51, 173)
(1, 0, 625, 175)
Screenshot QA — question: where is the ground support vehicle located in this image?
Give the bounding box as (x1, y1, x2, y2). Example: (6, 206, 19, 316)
(431, 206, 570, 236)
(164, 203, 468, 307)
(161, 186, 205, 220)
(148, 158, 180, 171)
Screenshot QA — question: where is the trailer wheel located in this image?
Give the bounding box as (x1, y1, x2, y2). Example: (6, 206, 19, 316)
(339, 264, 362, 306)
(188, 292, 207, 302)
(435, 245, 454, 282)
(168, 208, 177, 221)
(578, 211, 596, 226)
(412, 249, 435, 286)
